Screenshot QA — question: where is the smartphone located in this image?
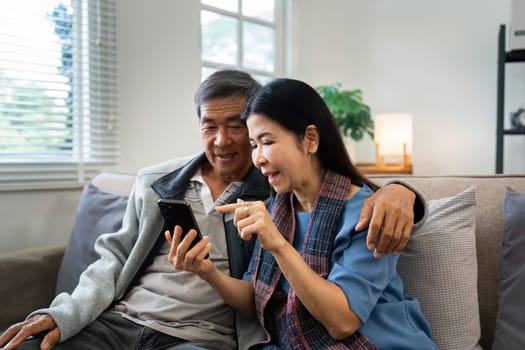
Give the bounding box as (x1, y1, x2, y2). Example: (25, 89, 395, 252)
(157, 199, 204, 252)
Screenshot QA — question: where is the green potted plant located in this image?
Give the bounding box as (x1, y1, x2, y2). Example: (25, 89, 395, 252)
(316, 83, 374, 142)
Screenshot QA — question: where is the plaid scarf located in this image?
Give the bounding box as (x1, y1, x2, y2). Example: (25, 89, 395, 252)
(251, 170, 377, 349)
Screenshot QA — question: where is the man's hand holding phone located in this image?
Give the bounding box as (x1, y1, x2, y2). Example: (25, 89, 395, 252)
(164, 225, 213, 276)
(158, 199, 212, 275)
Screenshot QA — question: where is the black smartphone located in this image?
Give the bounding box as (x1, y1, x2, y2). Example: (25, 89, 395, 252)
(157, 199, 204, 252)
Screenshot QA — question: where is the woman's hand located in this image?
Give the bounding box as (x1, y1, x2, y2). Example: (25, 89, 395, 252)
(216, 199, 287, 252)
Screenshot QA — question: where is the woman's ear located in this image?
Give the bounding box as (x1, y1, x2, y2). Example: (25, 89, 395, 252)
(304, 125, 320, 153)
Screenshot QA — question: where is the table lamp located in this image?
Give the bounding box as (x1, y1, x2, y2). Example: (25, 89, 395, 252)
(374, 113, 413, 172)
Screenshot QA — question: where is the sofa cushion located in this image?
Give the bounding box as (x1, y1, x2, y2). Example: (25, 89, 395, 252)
(0, 246, 65, 331)
(55, 183, 128, 294)
(492, 188, 525, 350)
(397, 186, 481, 350)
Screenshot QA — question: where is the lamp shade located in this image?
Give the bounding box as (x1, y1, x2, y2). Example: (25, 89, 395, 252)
(374, 113, 413, 156)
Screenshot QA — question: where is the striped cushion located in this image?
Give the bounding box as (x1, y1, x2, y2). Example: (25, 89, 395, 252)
(397, 186, 481, 350)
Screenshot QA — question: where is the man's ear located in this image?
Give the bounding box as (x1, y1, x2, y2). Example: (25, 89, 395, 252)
(304, 125, 320, 153)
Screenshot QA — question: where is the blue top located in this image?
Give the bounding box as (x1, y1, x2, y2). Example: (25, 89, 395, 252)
(245, 184, 437, 349)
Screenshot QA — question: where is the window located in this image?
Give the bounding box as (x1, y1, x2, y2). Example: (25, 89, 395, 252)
(0, 0, 118, 191)
(200, 0, 284, 83)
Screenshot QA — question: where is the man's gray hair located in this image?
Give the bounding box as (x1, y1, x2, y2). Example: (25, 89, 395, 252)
(194, 69, 262, 118)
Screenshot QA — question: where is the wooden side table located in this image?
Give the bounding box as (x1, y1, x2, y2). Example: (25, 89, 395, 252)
(355, 162, 413, 175)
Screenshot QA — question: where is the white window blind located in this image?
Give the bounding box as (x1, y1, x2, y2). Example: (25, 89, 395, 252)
(0, 0, 119, 191)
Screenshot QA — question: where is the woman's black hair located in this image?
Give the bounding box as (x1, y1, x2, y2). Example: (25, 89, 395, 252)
(242, 78, 378, 190)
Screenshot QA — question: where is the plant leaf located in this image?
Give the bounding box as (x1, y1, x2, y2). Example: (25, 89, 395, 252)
(315, 83, 373, 141)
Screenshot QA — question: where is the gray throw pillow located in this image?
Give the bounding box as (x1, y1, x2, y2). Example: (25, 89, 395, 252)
(397, 186, 482, 350)
(492, 187, 525, 350)
(55, 183, 128, 294)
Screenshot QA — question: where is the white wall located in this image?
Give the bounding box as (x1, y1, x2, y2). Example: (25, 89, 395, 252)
(0, 189, 80, 254)
(291, 0, 524, 175)
(118, 0, 202, 172)
(1, 0, 524, 254)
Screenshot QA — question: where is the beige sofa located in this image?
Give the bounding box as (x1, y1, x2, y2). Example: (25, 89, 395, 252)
(1, 172, 524, 350)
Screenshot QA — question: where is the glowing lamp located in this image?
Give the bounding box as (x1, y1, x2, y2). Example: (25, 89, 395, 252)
(374, 113, 413, 172)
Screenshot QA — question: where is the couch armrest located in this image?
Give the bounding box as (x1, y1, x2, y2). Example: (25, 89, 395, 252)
(0, 245, 65, 331)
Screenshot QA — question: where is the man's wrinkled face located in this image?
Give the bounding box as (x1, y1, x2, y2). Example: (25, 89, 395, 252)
(200, 96, 252, 183)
